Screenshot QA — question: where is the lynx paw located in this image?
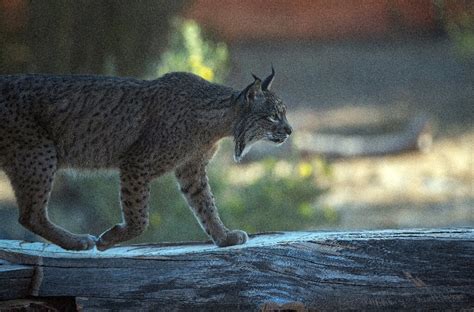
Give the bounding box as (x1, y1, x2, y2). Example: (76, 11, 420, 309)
(96, 224, 124, 251)
(60, 234, 97, 251)
(215, 230, 248, 247)
(96, 232, 119, 251)
(95, 238, 112, 251)
(79, 234, 98, 250)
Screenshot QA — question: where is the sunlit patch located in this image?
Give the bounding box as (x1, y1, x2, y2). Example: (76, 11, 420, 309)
(189, 54, 214, 81)
(196, 65, 214, 81)
(273, 160, 292, 178)
(298, 162, 313, 178)
(156, 19, 228, 83)
(227, 163, 265, 186)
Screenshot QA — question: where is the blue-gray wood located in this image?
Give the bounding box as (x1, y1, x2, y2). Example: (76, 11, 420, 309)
(0, 229, 473, 311)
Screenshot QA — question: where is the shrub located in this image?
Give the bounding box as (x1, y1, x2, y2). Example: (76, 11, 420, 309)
(155, 19, 229, 82)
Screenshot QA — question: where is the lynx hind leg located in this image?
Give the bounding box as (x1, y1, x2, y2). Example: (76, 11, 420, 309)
(6, 138, 96, 250)
(96, 165, 151, 251)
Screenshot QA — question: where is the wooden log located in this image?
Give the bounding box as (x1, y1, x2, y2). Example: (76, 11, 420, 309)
(295, 115, 433, 157)
(0, 229, 472, 311)
(0, 260, 34, 300)
(245, 115, 433, 161)
(0, 298, 77, 311)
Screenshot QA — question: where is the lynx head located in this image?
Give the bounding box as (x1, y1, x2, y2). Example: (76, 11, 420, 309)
(233, 67, 293, 162)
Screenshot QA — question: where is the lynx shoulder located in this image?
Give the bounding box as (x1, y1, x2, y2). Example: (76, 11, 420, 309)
(0, 69, 292, 250)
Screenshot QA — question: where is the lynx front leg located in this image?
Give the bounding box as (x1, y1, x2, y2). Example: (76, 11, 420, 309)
(175, 160, 248, 247)
(96, 165, 151, 251)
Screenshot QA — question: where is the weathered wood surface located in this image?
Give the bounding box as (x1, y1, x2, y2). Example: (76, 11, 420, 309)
(0, 229, 473, 311)
(0, 259, 34, 301)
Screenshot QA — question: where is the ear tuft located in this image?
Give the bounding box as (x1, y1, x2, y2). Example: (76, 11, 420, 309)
(251, 73, 261, 82)
(262, 66, 275, 91)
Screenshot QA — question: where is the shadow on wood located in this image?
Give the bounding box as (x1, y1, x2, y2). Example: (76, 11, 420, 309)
(0, 229, 473, 311)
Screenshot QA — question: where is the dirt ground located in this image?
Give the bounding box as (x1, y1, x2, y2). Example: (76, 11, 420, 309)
(319, 132, 473, 229)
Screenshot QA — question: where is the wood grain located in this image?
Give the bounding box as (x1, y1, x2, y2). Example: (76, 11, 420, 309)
(0, 229, 472, 311)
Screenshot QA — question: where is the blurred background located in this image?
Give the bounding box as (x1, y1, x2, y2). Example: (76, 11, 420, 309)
(0, 0, 472, 244)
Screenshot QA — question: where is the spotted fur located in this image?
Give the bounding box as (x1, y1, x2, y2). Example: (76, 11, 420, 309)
(0, 70, 292, 250)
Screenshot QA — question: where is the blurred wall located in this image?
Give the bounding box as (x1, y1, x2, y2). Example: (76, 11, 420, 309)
(186, 0, 469, 42)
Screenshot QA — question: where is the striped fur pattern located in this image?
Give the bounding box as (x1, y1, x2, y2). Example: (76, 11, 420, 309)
(0, 70, 292, 250)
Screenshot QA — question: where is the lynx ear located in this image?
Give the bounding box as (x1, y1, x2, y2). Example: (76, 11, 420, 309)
(239, 76, 262, 107)
(262, 66, 275, 91)
(246, 75, 262, 102)
(237, 75, 263, 110)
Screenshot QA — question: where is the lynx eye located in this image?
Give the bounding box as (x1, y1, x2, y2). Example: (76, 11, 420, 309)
(267, 113, 279, 123)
